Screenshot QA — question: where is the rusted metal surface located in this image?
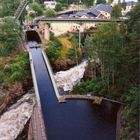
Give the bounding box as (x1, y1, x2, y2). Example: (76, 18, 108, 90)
(28, 104, 47, 140)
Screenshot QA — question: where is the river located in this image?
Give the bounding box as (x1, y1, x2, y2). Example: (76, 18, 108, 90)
(31, 48, 120, 140)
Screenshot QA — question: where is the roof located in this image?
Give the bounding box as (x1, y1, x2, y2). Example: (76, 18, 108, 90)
(57, 4, 113, 19)
(96, 4, 112, 14)
(70, 12, 91, 18)
(126, 1, 137, 6)
(87, 8, 101, 16)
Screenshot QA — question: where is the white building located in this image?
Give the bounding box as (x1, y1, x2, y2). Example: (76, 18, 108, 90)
(126, 1, 137, 12)
(44, 1, 57, 9)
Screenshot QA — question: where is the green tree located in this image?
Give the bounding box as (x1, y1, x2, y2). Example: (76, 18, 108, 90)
(0, 18, 21, 56)
(96, 0, 106, 5)
(108, 0, 113, 4)
(0, 0, 20, 17)
(44, 8, 56, 17)
(112, 4, 122, 18)
(30, 2, 43, 16)
(56, 0, 95, 7)
(84, 22, 130, 96)
(46, 32, 62, 62)
(55, 3, 63, 11)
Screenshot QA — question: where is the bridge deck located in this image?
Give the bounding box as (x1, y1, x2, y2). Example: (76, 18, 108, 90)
(28, 104, 47, 140)
(36, 18, 125, 24)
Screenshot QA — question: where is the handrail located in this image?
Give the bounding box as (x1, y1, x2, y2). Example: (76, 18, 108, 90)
(15, 0, 29, 20)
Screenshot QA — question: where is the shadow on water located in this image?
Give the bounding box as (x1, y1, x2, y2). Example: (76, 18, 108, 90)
(30, 48, 120, 140)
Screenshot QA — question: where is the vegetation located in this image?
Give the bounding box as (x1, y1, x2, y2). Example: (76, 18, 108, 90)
(0, 0, 31, 91)
(45, 33, 83, 70)
(0, 18, 21, 56)
(112, 4, 122, 18)
(55, 3, 63, 12)
(44, 8, 56, 17)
(56, 0, 95, 7)
(96, 0, 106, 5)
(30, 2, 43, 16)
(46, 32, 62, 62)
(73, 4, 140, 139)
(0, 0, 20, 17)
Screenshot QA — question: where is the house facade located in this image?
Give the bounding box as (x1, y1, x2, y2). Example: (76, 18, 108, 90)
(44, 0, 57, 9)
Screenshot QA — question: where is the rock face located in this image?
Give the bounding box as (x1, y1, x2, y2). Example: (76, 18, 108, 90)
(54, 61, 87, 91)
(0, 91, 35, 140)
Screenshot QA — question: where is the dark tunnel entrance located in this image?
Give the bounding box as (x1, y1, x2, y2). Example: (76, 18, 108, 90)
(26, 30, 42, 44)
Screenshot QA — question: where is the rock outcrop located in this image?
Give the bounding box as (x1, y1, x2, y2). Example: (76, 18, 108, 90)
(0, 91, 35, 140)
(54, 61, 87, 91)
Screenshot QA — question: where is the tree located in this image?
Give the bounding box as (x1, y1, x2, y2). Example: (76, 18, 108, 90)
(46, 32, 62, 62)
(108, 0, 113, 4)
(44, 8, 56, 17)
(84, 22, 130, 96)
(125, 4, 140, 87)
(96, 0, 106, 5)
(81, 0, 95, 7)
(55, 3, 63, 12)
(0, 0, 20, 17)
(112, 4, 122, 18)
(0, 18, 21, 56)
(30, 2, 43, 16)
(56, 0, 95, 7)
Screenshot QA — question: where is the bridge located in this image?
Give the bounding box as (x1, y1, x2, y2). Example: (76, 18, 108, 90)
(25, 30, 122, 140)
(35, 18, 125, 24)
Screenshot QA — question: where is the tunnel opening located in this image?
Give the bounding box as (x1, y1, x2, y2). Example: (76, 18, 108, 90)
(26, 30, 42, 44)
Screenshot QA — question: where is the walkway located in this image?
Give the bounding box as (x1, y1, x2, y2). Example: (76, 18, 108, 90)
(28, 104, 47, 140)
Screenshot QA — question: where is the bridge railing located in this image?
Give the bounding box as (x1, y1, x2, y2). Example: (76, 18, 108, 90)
(15, 0, 29, 20)
(41, 50, 62, 102)
(35, 18, 125, 24)
(29, 51, 41, 106)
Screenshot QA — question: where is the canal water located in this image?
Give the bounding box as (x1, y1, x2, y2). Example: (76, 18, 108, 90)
(31, 48, 120, 140)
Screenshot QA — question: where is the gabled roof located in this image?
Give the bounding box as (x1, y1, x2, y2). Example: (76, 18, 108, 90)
(87, 8, 101, 16)
(96, 4, 112, 14)
(70, 11, 91, 18)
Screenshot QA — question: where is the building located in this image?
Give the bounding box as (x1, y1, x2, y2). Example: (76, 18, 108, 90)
(121, 1, 137, 16)
(125, 1, 137, 12)
(66, 4, 112, 19)
(95, 4, 112, 19)
(44, 0, 57, 9)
